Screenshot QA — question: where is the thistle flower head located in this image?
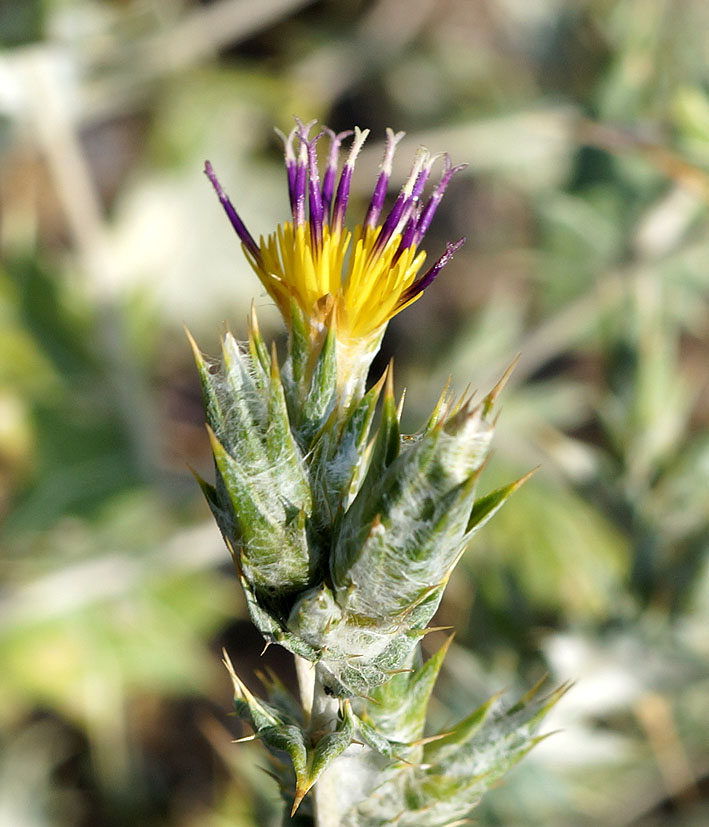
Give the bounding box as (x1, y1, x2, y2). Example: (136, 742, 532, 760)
(205, 118, 465, 401)
(196, 118, 561, 820)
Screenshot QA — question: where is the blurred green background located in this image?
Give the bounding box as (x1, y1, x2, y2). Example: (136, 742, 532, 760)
(1, 1, 708, 825)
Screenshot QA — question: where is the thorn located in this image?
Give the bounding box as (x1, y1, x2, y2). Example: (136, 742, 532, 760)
(291, 786, 309, 816)
(483, 354, 520, 414)
(248, 299, 259, 332)
(187, 463, 209, 488)
(270, 341, 281, 378)
(221, 649, 258, 707)
(232, 733, 258, 744)
(535, 729, 564, 743)
(222, 648, 245, 697)
(452, 383, 474, 416)
(224, 536, 239, 565)
(384, 667, 415, 676)
(437, 376, 453, 409)
(384, 358, 396, 405)
(507, 466, 540, 494)
(511, 672, 550, 711)
(403, 581, 446, 616)
(410, 731, 455, 746)
(370, 365, 390, 396)
(391, 753, 416, 766)
(222, 647, 235, 674)
(205, 423, 222, 453)
(418, 625, 454, 636)
(183, 323, 199, 355)
(396, 386, 407, 419)
(184, 323, 209, 370)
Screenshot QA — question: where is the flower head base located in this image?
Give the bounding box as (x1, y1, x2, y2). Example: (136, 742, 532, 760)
(205, 119, 465, 402)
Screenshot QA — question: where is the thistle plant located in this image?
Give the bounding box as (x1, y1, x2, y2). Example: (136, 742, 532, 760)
(192, 119, 565, 826)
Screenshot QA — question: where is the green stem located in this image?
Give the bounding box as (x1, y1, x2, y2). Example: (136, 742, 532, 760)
(295, 655, 315, 727)
(294, 657, 342, 827)
(310, 666, 341, 827)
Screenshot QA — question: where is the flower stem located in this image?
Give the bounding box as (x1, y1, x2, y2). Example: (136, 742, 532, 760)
(294, 654, 315, 727)
(294, 657, 342, 826)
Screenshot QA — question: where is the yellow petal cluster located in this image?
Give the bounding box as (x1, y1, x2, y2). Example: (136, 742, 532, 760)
(247, 222, 426, 343)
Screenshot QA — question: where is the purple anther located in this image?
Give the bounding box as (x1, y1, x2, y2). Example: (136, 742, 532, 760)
(409, 152, 440, 207)
(414, 160, 467, 246)
(369, 146, 429, 259)
(204, 161, 262, 263)
(369, 189, 410, 259)
(393, 204, 422, 263)
(398, 237, 465, 306)
(331, 127, 370, 234)
(331, 163, 352, 234)
(321, 129, 352, 222)
(276, 125, 298, 215)
(293, 132, 309, 228)
(307, 132, 325, 250)
(290, 119, 317, 228)
(363, 128, 405, 230)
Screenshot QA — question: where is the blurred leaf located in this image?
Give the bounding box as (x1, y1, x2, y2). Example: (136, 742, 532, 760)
(465, 473, 630, 622)
(0, 491, 233, 727)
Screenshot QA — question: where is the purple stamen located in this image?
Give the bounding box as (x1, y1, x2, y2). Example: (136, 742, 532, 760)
(389, 156, 443, 260)
(290, 119, 317, 227)
(322, 128, 353, 223)
(204, 161, 262, 263)
(369, 147, 428, 259)
(397, 237, 465, 306)
(331, 163, 352, 235)
(307, 132, 325, 250)
(364, 128, 405, 230)
(332, 127, 369, 234)
(393, 204, 422, 263)
(293, 133, 308, 228)
(414, 159, 467, 246)
(369, 189, 412, 260)
(275, 126, 298, 215)
(383, 162, 432, 258)
(409, 152, 439, 205)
